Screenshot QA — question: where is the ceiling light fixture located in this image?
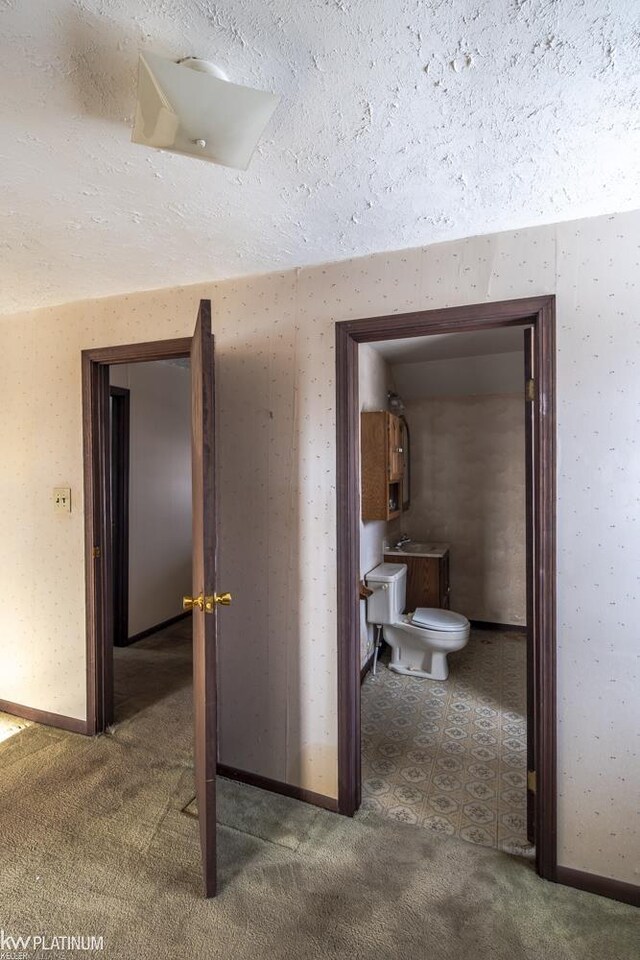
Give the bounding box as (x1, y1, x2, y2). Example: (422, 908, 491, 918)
(132, 51, 280, 170)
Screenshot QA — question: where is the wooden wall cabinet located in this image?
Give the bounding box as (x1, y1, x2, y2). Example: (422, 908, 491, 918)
(383, 551, 451, 612)
(361, 411, 405, 521)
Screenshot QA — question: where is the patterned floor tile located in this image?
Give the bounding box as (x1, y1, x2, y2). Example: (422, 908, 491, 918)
(460, 824, 495, 846)
(361, 629, 534, 857)
(422, 814, 456, 836)
(465, 780, 497, 801)
(400, 764, 430, 784)
(432, 773, 462, 792)
(387, 805, 419, 824)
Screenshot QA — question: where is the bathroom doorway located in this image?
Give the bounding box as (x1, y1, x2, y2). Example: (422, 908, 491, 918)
(335, 297, 556, 882)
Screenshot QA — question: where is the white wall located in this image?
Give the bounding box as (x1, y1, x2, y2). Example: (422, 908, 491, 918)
(0, 210, 639, 883)
(110, 362, 192, 636)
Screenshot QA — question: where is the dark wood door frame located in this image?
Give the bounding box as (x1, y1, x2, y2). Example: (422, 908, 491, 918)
(109, 386, 130, 647)
(82, 338, 191, 735)
(335, 296, 557, 882)
(523, 328, 536, 844)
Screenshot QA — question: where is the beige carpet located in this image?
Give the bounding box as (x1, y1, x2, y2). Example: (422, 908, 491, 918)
(0, 623, 637, 960)
(362, 629, 532, 856)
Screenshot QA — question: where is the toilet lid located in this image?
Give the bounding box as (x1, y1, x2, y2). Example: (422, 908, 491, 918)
(411, 607, 469, 631)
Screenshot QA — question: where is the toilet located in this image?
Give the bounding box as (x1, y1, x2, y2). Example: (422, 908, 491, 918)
(365, 562, 470, 680)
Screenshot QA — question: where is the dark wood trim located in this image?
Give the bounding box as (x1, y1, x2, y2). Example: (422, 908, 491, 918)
(556, 866, 640, 908)
(83, 338, 192, 366)
(217, 763, 339, 813)
(83, 338, 190, 736)
(124, 610, 192, 646)
(533, 295, 557, 881)
(336, 323, 361, 816)
(338, 297, 547, 341)
(335, 295, 557, 882)
(524, 325, 536, 845)
(82, 355, 112, 735)
(470, 620, 527, 634)
(0, 700, 88, 736)
(110, 386, 130, 647)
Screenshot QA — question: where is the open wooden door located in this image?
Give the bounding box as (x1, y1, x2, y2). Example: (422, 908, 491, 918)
(524, 326, 536, 845)
(184, 299, 228, 898)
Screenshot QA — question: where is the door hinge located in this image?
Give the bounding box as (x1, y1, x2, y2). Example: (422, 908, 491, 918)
(527, 769, 536, 793)
(525, 378, 535, 402)
(92, 546, 101, 559)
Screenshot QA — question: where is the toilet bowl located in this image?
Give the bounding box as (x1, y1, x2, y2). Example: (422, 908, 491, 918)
(365, 563, 470, 680)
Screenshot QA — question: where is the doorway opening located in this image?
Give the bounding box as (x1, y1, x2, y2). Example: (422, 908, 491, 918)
(83, 336, 192, 733)
(82, 300, 221, 897)
(336, 297, 556, 881)
(359, 329, 531, 856)
(108, 360, 192, 728)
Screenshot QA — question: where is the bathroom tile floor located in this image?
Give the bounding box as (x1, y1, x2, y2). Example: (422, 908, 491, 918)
(360, 628, 533, 857)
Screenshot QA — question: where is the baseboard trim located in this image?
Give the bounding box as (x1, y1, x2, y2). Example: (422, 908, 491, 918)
(122, 610, 191, 646)
(0, 699, 88, 735)
(470, 619, 527, 633)
(217, 762, 338, 813)
(556, 866, 639, 907)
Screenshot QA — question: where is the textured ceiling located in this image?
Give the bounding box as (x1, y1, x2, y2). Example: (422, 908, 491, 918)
(1, 0, 638, 316)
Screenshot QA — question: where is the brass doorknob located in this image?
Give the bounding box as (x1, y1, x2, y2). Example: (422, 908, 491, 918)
(183, 594, 204, 612)
(203, 592, 232, 613)
(212, 591, 232, 606)
(203, 592, 232, 612)
(184, 592, 232, 613)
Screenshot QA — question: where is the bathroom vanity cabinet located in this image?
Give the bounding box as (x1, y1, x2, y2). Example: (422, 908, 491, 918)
(383, 549, 450, 612)
(361, 411, 405, 521)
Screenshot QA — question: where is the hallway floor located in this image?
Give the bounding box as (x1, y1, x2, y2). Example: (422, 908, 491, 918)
(113, 616, 192, 725)
(361, 628, 532, 856)
(0, 624, 636, 960)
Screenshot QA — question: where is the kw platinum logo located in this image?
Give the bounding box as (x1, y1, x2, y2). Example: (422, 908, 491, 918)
(0, 930, 104, 956)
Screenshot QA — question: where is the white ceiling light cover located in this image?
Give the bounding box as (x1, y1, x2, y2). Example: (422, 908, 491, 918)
(132, 51, 279, 170)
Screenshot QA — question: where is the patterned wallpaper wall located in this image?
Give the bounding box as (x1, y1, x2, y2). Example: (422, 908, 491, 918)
(0, 210, 638, 883)
(403, 394, 526, 625)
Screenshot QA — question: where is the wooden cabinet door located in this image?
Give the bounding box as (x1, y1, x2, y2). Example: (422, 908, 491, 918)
(384, 553, 450, 612)
(388, 414, 403, 481)
(384, 555, 437, 611)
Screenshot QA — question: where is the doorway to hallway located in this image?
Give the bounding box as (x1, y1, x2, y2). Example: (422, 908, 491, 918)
(82, 300, 225, 897)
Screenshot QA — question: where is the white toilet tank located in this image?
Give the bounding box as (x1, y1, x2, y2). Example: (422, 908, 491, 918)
(365, 563, 406, 624)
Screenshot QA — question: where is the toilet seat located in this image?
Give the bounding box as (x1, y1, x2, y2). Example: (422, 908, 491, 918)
(410, 607, 469, 632)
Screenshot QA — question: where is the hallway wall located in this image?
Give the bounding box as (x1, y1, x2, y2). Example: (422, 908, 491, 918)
(1, 209, 639, 883)
(110, 361, 192, 637)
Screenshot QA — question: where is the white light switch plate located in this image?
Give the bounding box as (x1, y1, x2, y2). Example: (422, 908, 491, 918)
(54, 487, 71, 513)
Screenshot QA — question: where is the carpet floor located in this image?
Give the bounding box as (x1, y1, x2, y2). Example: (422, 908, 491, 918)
(0, 623, 637, 960)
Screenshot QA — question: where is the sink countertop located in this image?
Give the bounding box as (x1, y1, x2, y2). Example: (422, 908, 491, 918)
(384, 542, 450, 559)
